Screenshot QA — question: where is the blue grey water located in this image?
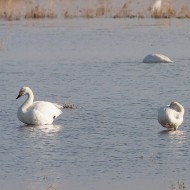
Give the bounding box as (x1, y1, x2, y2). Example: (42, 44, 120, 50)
(0, 18, 190, 190)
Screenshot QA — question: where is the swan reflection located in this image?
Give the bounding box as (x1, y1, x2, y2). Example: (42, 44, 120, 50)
(19, 124, 63, 134)
(159, 129, 184, 136)
(37, 124, 63, 133)
(159, 129, 186, 144)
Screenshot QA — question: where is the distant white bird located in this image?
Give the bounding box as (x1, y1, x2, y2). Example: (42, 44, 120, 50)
(16, 87, 63, 125)
(158, 102, 184, 130)
(143, 54, 173, 63)
(151, 0, 162, 13)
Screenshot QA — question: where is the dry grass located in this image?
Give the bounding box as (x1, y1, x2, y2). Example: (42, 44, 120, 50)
(25, 6, 46, 19)
(0, 0, 190, 20)
(0, 0, 22, 20)
(0, 0, 57, 20)
(63, 103, 78, 109)
(113, 3, 129, 18)
(171, 181, 186, 190)
(150, 0, 176, 18)
(176, 6, 190, 19)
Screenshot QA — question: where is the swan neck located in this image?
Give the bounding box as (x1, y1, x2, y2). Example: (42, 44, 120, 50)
(175, 102, 184, 114)
(22, 91, 34, 109)
(179, 105, 184, 115)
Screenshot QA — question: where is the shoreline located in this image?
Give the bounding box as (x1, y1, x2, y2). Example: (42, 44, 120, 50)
(0, 0, 190, 21)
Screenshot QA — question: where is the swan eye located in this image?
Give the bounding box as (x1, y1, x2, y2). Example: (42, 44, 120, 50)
(20, 89, 27, 95)
(16, 91, 23, 99)
(17, 90, 25, 98)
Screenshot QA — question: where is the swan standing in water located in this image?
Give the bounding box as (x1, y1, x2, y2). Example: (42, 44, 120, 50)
(16, 87, 63, 125)
(158, 102, 184, 130)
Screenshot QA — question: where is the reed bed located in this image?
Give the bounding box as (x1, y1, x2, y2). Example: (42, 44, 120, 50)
(0, 0, 190, 20)
(63, 103, 78, 109)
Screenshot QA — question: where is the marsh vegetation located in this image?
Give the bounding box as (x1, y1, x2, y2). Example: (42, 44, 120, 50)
(0, 0, 190, 20)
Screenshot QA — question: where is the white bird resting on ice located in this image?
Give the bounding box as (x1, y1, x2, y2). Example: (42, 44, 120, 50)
(16, 86, 63, 125)
(158, 101, 184, 130)
(143, 54, 173, 63)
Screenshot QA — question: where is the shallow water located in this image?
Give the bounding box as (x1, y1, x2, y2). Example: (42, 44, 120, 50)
(1, 18, 190, 190)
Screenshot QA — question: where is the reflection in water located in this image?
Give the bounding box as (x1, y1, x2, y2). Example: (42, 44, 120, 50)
(167, 130, 184, 137)
(159, 129, 186, 147)
(18, 124, 63, 135)
(15, 124, 64, 189)
(37, 124, 63, 134)
(159, 129, 186, 143)
(159, 130, 184, 137)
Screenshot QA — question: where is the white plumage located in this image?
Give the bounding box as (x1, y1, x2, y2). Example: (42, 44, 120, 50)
(151, 0, 162, 13)
(143, 54, 173, 63)
(16, 87, 63, 125)
(158, 102, 184, 130)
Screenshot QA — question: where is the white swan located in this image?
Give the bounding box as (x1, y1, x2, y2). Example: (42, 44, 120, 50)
(143, 54, 173, 63)
(158, 102, 184, 130)
(16, 87, 63, 125)
(151, 0, 162, 13)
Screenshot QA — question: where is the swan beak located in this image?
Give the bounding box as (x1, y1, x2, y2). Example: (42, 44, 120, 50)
(16, 94, 21, 99)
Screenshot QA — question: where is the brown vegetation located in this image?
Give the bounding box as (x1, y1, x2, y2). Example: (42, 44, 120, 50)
(171, 181, 186, 190)
(176, 6, 190, 18)
(0, 0, 190, 20)
(63, 103, 78, 109)
(151, 0, 176, 18)
(0, 0, 22, 20)
(113, 3, 129, 18)
(25, 6, 57, 19)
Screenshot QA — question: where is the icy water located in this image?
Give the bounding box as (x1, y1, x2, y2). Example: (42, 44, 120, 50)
(1, 18, 190, 190)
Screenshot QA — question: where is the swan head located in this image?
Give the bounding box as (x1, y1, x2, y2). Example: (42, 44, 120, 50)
(16, 87, 32, 99)
(169, 101, 184, 113)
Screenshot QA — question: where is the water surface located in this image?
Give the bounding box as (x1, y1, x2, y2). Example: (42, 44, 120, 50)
(0, 18, 190, 190)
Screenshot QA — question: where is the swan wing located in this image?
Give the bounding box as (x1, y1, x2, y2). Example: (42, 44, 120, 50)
(26, 101, 62, 125)
(31, 101, 62, 116)
(158, 106, 170, 126)
(158, 106, 183, 129)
